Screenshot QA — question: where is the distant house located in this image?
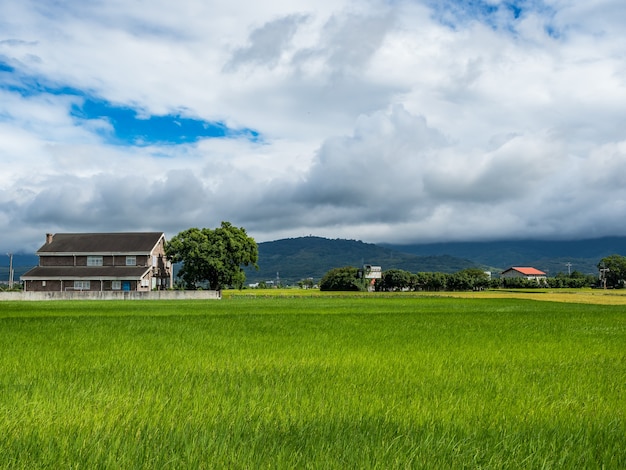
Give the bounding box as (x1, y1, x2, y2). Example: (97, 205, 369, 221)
(21, 233, 172, 292)
(501, 267, 547, 281)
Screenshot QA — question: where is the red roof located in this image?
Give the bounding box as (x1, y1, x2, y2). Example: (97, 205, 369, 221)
(507, 267, 546, 276)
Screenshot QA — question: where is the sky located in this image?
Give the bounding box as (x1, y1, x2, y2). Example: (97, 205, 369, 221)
(1, 0, 626, 253)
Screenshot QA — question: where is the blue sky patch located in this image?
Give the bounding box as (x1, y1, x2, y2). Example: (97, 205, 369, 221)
(0, 61, 15, 73)
(428, 0, 551, 32)
(0, 64, 260, 146)
(70, 98, 259, 146)
(0, 62, 84, 98)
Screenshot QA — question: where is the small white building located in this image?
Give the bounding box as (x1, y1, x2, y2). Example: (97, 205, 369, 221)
(363, 265, 382, 279)
(363, 265, 382, 292)
(501, 267, 547, 281)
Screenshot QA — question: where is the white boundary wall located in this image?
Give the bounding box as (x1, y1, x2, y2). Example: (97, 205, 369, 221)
(0, 291, 221, 301)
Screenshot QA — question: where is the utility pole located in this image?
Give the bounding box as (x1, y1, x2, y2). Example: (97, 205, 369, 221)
(599, 265, 609, 289)
(7, 253, 13, 289)
(565, 262, 572, 276)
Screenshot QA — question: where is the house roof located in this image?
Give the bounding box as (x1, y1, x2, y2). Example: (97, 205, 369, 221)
(21, 266, 152, 280)
(503, 267, 547, 276)
(37, 232, 165, 254)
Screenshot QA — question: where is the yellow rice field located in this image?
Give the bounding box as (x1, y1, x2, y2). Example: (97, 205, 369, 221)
(415, 288, 626, 305)
(228, 288, 626, 305)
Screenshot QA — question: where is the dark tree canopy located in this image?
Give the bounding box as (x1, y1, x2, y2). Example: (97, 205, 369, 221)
(166, 222, 258, 290)
(378, 269, 412, 291)
(319, 266, 363, 291)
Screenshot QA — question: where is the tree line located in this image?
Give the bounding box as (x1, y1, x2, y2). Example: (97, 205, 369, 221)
(320, 255, 626, 292)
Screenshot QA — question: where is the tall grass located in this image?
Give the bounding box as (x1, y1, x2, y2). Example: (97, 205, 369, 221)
(0, 297, 624, 468)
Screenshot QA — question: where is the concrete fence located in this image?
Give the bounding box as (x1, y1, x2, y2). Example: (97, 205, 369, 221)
(0, 290, 221, 301)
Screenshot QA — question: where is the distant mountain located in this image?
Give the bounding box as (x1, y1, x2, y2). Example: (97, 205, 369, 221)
(244, 236, 479, 285)
(383, 237, 626, 277)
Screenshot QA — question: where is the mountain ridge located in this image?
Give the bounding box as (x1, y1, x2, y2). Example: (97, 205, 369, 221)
(245, 235, 626, 285)
(243, 236, 480, 285)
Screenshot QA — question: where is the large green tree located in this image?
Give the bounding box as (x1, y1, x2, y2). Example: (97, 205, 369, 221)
(166, 222, 258, 290)
(597, 254, 626, 288)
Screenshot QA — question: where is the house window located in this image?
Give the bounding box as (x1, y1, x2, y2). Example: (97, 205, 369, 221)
(112, 281, 121, 290)
(42, 281, 46, 287)
(87, 256, 103, 266)
(74, 280, 90, 290)
(126, 256, 136, 266)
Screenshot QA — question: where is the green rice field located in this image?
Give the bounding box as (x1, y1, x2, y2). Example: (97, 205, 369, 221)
(0, 295, 625, 468)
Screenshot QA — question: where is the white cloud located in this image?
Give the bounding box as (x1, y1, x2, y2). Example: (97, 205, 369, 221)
(1, 0, 626, 252)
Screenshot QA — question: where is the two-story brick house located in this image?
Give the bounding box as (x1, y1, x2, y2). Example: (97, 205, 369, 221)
(21, 232, 173, 292)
